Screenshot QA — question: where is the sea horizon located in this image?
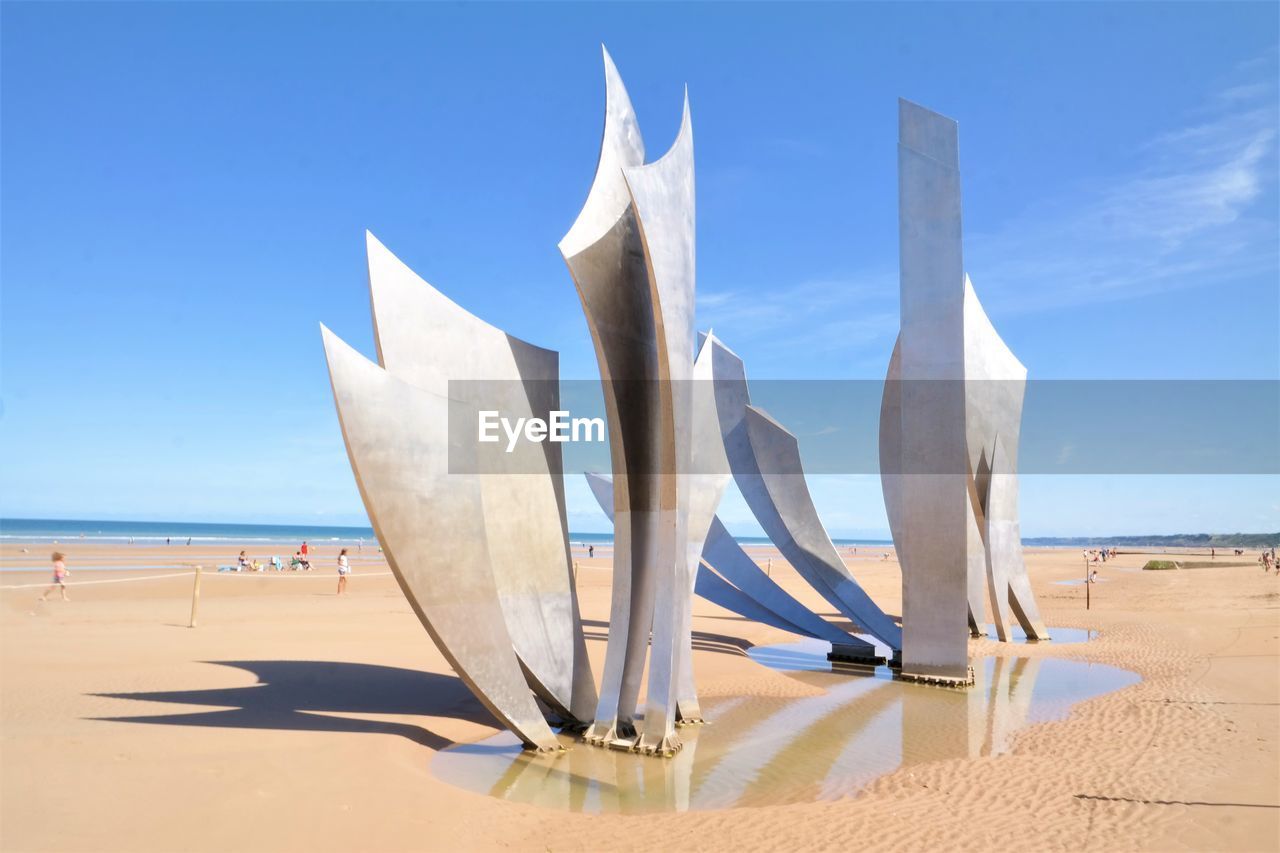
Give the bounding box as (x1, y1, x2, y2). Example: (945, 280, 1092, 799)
(4, 516, 1271, 552)
(0, 516, 896, 548)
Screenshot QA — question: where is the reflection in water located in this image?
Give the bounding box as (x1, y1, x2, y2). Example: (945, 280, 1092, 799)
(432, 642, 1137, 813)
(984, 623, 1097, 643)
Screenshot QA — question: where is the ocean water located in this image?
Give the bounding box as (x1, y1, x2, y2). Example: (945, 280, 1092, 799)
(0, 518, 892, 549)
(0, 518, 378, 546)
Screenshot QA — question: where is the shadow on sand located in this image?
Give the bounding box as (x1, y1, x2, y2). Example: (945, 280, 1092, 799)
(92, 660, 494, 750)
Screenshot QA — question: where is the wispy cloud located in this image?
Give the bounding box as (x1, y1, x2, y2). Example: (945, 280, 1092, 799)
(970, 67, 1278, 314)
(697, 58, 1278, 366)
(698, 274, 899, 370)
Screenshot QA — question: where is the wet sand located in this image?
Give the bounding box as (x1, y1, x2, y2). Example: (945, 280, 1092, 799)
(2, 542, 1277, 851)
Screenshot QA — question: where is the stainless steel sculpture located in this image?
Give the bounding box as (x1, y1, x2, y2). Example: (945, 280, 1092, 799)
(558, 47, 654, 751)
(318, 48, 1057, 758)
(320, 328, 561, 751)
(586, 473, 857, 650)
(884, 99, 972, 684)
(708, 335, 900, 662)
(559, 48, 709, 755)
(881, 100, 1048, 685)
(701, 516, 860, 646)
(674, 332, 733, 724)
(962, 279, 1050, 642)
(365, 232, 597, 722)
(320, 227, 601, 748)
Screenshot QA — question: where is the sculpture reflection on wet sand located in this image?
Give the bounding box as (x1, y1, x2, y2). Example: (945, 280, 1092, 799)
(431, 650, 1138, 813)
(320, 50, 1053, 757)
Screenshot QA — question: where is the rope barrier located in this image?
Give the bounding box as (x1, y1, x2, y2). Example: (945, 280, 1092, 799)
(205, 571, 395, 580)
(0, 570, 394, 590)
(0, 571, 196, 590)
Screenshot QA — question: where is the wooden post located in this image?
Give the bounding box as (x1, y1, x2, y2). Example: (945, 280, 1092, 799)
(1084, 554, 1090, 611)
(189, 565, 203, 628)
(767, 558, 772, 578)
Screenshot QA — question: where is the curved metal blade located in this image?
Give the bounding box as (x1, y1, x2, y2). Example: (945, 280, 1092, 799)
(320, 326, 559, 751)
(364, 231, 595, 722)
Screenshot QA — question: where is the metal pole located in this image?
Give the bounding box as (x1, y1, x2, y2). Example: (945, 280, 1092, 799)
(1085, 554, 1090, 611)
(189, 565, 203, 628)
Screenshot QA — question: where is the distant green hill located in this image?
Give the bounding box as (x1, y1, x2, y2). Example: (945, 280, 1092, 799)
(1024, 533, 1279, 549)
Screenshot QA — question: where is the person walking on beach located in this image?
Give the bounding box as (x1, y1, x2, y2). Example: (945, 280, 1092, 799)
(300, 541, 309, 560)
(588, 544, 595, 559)
(336, 548, 351, 595)
(40, 552, 70, 602)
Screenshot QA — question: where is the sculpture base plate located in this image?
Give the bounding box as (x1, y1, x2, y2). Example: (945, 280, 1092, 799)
(581, 723, 686, 757)
(636, 734, 684, 758)
(583, 719, 636, 748)
(605, 736, 639, 752)
(895, 666, 976, 688)
(584, 734, 683, 758)
(826, 644, 886, 668)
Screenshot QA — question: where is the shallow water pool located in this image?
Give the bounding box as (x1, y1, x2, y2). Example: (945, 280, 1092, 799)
(431, 643, 1136, 813)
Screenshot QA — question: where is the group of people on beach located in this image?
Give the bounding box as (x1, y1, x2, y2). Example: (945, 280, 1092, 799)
(225, 541, 352, 594)
(1082, 548, 1119, 584)
(232, 549, 312, 572)
(36, 539, 358, 603)
(1260, 548, 1278, 573)
(230, 540, 314, 573)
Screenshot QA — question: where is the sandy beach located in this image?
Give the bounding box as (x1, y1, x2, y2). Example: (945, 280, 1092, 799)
(1, 542, 1277, 852)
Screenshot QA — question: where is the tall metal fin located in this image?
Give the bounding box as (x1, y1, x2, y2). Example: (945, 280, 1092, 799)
(708, 335, 902, 652)
(320, 326, 560, 751)
(364, 231, 595, 721)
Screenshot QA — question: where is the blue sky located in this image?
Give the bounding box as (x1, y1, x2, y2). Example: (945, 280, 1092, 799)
(2, 2, 1277, 537)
